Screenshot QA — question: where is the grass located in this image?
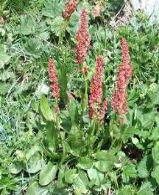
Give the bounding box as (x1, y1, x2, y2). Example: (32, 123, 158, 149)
(0, 0, 159, 194)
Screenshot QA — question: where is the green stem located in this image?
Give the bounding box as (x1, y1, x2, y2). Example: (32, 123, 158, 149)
(87, 118, 97, 155)
(59, 20, 68, 44)
(83, 62, 88, 106)
(109, 123, 127, 152)
(54, 101, 66, 166)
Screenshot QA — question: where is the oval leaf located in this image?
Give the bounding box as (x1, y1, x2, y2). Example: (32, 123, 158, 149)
(40, 94, 53, 121)
(39, 162, 58, 186)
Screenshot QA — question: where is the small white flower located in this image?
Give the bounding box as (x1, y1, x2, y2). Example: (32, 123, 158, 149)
(36, 83, 50, 98)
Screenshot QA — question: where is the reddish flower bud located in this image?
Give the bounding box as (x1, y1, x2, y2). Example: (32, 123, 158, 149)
(76, 8, 90, 66)
(89, 56, 104, 120)
(48, 58, 60, 100)
(112, 38, 133, 123)
(62, 0, 78, 20)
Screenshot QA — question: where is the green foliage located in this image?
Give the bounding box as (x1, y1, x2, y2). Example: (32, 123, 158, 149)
(0, 45, 10, 68)
(0, 0, 159, 194)
(39, 163, 58, 186)
(40, 94, 53, 121)
(42, 0, 64, 19)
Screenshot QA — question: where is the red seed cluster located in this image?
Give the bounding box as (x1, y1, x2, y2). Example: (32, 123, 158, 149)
(76, 8, 90, 66)
(48, 58, 60, 100)
(112, 38, 133, 123)
(89, 56, 107, 120)
(62, 0, 78, 20)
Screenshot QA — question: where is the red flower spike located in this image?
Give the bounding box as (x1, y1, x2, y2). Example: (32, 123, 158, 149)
(62, 0, 78, 20)
(89, 56, 104, 120)
(111, 38, 133, 123)
(48, 58, 60, 100)
(98, 98, 108, 123)
(76, 8, 90, 66)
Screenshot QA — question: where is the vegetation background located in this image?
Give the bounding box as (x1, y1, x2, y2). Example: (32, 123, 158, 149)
(0, 0, 159, 194)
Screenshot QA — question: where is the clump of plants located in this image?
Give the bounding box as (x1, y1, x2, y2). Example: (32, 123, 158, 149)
(1, 0, 159, 194)
(33, 1, 135, 193)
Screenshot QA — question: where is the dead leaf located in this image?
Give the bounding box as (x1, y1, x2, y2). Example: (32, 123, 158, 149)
(0, 16, 4, 24)
(91, 4, 102, 17)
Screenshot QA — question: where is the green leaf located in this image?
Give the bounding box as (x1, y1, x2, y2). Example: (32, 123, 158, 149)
(35, 21, 50, 41)
(152, 143, 159, 164)
(137, 155, 153, 178)
(9, 161, 23, 175)
(39, 162, 58, 186)
(40, 94, 53, 121)
(45, 122, 58, 152)
(27, 152, 44, 174)
(122, 126, 136, 143)
(0, 83, 11, 95)
(58, 64, 68, 105)
(20, 15, 35, 35)
(116, 185, 137, 195)
(77, 157, 93, 170)
(67, 10, 80, 36)
(26, 145, 42, 160)
(93, 151, 116, 172)
(0, 46, 10, 68)
(151, 165, 159, 184)
(25, 38, 43, 58)
(93, 150, 116, 161)
(27, 181, 48, 195)
(57, 166, 67, 189)
(122, 164, 137, 183)
(68, 125, 85, 155)
(127, 89, 140, 106)
(69, 98, 79, 125)
(149, 128, 159, 141)
(48, 16, 65, 36)
(73, 170, 89, 194)
(64, 169, 77, 184)
(87, 167, 104, 186)
(94, 161, 112, 173)
(42, 0, 64, 19)
(139, 111, 156, 128)
(0, 71, 14, 81)
(138, 181, 154, 195)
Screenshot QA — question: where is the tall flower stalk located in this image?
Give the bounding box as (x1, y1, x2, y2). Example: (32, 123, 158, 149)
(76, 8, 90, 110)
(76, 8, 90, 67)
(48, 58, 60, 101)
(48, 58, 60, 113)
(59, 1, 79, 105)
(48, 57, 66, 165)
(112, 38, 133, 123)
(89, 56, 107, 123)
(87, 56, 108, 154)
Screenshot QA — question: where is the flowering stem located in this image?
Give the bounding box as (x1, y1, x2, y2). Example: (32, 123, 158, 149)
(84, 77, 88, 103)
(87, 120, 94, 155)
(83, 65, 88, 109)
